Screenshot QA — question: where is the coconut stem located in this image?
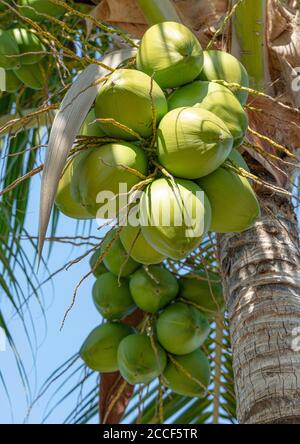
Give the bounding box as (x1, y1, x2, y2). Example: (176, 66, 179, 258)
(136, 0, 181, 25)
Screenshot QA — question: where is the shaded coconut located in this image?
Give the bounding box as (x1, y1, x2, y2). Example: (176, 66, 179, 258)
(79, 109, 106, 137)
(92, 272, 136, 320)
(129, 266, 178, 313)
(14, 61, 46, 90)
(80, 323, 134, 372)
(75, 142, 148, 217)
(9, 28, 45, 65)
(198, 50, 249, 105)
(120, 225, 165, 265)
(164, 349, 210, 397)
(168, 80, 248, 148)
(95, 68, 167, 140)
(19, 0, 66, 21)
(100, 228, 140, 277)
(4, 70, 22, 93)
(118, 334, 167, 384)
(89, 248, 108, 278)
(137, 21, 203, 89)
(157, 107, 233, 179)
(55, 158, 94, 220)
(0, 30, 20, 69)
(156, 302, 210, 355)
(179, 271, 224, 318)
(197, 150, 260, 233)
(140, 178, 211, 260)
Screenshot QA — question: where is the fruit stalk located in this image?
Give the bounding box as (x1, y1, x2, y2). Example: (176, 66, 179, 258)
(136, 0, 181, 25)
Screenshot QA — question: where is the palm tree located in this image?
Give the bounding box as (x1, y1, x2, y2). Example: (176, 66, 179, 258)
(0, 0, 299, 424)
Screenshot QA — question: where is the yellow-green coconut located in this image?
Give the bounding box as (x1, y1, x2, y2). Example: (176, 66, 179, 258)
(79, 109, 105, 137)
(89, 248, 108, 278)
(9, 28, 45, 65)
(14, 62, 46, 90)
(0, 30, 20, 69)
(4, 70, 22, 93)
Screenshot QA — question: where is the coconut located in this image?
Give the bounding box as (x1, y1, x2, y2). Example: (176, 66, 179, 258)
(198, 50, 249, 105)
(79, 323, 134, 372)
(197, 149, 260, 233)
(79, 109, 106, 137)
(140, 178, 211, 260)
(94, 68, 167, 140)
(18, 0, 66, 21)
(129, 266, 178, 313)
(9, 28, 45, 65)
(157, 107, 233, 179)
(179, 271, 224, 318)
(119, 225, 165, 265)
(74, 142, 148, 217)
(92, 272, 135, 320)
(156, 302, 210, 355)
(4, 70, 22, 93)
(55, 158, 94, 220)
(136, 21, 203, 89)
(168, 80, 248, 148)
(100, 228, 140, 277)
(14, 61, 46, 90)
(163, 349, 210, 397)
(89, 248, 108, 278)
(0, 30, 20, 69)
(118, 334, 167, 384)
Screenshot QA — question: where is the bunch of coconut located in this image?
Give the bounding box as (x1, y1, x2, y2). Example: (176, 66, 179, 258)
(0, 26, 47, 91)
(79, 236, 225, 397)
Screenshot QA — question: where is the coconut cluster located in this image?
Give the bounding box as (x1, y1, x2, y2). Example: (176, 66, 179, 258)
(51, 21, 261, 396)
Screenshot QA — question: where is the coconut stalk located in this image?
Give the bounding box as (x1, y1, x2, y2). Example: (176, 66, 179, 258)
(136, 0, 181, 25)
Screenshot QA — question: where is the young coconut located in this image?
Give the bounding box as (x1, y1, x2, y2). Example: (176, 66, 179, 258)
(9, 28, 45, 65)
(100, 228, 140, 277)
(0, 30, 20, 69)
(80, 323, 134, 372)
(156, 302, 210, 355)
(18, 0, 66, 22)
(136, 21, 203, 89)
(168, 81, 248, 148)
(4, 70, 22, 93)
(119, 225, 165, 265)
(140, 178, 211, 260)
(89, 248, 108, 278)
(163, 349, 211, 397)
(157, 107, 233, 179)
(55, 157, 94, 220)
(129, 266, 179, 314)
(197, 149, 260, 233)
(118, 334, 167, 384)
(14, 61, 46, 90)
(179, 271, 224, 318)
(79, 109, 106, 137)
(198, 50, 249, 105)
(94, 68, 167, 140)
(92, 272, 136, 320)
(74, 142, 148, 217)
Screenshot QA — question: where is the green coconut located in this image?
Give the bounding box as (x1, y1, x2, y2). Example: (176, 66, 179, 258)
(168, 80, 248, 148)
(198, 50, 249, 105)
(4, 70, 22, 93)
(136, 21, 203, 89)
(9, 28, 45, 65)
(179, 271, 224, 318)
(80, 323, 134, 372)
(55, 158, 94, 220)
(118, 334, 167, 384)
(74, 142, 148, 217)
(163, 349, 210, 397)
(156, 302, 210, 355)
(0, 30, 20, 69)
(100, 228, 140, 277)
(89, 248, 108, 278)
(18, 0, 66, 21)
(129, 266, 178, 314)
(92, 272, 135, 320)
(119, 225, 165, 265)
(140, 178, 211, 260)
(14, 61, 46, 90)
(94, 68, 167, 140)
(157, 107, 233, 179)
(79, 109, 105, 137)
(197, 150, 260, 233)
